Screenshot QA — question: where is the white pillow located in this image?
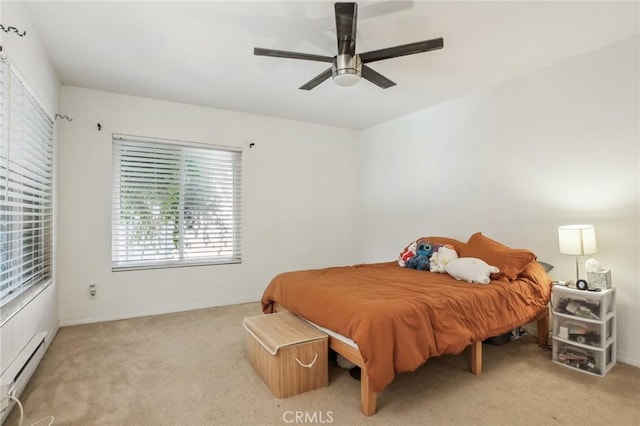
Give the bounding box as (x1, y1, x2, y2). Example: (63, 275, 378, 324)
(445, 257, 499, 284)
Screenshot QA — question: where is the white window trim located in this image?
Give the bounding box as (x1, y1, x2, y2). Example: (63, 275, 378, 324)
(111, 134, 242, 271)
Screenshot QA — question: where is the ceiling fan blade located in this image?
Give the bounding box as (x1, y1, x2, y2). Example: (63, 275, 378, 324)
(254, 47, 333, 63)
(335, 2, 357, 56)
(299, 68, 333, 90)
(361, 65, 396, 89)
(360, 38, 444, 63)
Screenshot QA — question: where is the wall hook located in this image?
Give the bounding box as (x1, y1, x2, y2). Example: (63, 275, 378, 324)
(55, 114, 73, 122)
(0, 25, 27, 37)
(249, 142, 255, 149)
(97, 123, 102, 131)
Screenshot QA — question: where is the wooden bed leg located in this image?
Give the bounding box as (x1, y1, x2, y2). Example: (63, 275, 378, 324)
(537, 311, 549, 346)
(360, 368, 377, 416)
(470, 341, 482, 375)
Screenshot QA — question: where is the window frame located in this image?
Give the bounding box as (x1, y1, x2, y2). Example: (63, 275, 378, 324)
(111, 134, 242, 272)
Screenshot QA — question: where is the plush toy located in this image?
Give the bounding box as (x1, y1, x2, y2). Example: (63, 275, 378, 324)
(445, 257, 499, 284)
(397, 240, 417, 267)
(406, 242, 434, 271)
(429, 244, 459, 273)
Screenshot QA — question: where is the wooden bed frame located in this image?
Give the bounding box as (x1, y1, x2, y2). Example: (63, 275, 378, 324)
(273, 302, 548, 416)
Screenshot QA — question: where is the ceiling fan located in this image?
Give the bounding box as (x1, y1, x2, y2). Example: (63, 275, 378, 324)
(254, 2, 444, 90)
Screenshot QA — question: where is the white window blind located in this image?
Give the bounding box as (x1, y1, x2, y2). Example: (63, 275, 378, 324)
(0, 56, 54, 308)
(112, 134, 242, 270)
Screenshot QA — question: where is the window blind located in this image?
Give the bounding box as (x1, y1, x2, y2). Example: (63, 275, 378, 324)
(112, 135, 242, 270)
(0, 56, 54, 308)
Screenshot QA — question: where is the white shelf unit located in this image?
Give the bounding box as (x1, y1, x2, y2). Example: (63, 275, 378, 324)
(551, 285, 616, 376)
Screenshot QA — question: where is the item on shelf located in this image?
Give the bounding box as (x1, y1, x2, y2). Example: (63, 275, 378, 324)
(585, 258, 612, 290)
(557, 346, 600, 374)
(587, 270, 612, 290)
(555, 297, 600, 320)
(576, 279, 589, 290)
(564, 300, 580, 314)
(559, 324, 601, 347)
(575, 305, 599, 320)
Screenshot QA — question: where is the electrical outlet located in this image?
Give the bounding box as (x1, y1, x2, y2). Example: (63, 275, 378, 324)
(89, 283, 97, 299)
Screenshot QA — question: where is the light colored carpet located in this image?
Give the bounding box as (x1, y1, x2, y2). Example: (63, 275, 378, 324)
(5, 302, 639, 426)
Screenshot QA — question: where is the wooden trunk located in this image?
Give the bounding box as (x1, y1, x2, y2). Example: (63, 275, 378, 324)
(244, 312, 328, 399)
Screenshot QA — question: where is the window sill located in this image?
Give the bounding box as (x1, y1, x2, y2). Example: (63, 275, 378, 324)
(112, 258, 242, 272)
(0, 280, 53, 327)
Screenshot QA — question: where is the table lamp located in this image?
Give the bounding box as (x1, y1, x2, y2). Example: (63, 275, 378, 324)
(558, 224, 597, 282)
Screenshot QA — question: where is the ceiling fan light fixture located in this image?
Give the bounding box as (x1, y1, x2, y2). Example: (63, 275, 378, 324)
(332, 54, 362, 87)
(332, 70, 361, 87)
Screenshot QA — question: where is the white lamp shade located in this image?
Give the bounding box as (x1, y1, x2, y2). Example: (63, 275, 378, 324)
(558, 224, 597, 255)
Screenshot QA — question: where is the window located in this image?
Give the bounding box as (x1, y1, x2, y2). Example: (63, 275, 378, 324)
(111, 134, 242, 271)
(0, 56, 54, 308)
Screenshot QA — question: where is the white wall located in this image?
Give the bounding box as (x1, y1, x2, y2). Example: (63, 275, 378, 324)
(57, 87, 361, 324)
(360, 36, 639, 366)
(1, 2, 58, 114)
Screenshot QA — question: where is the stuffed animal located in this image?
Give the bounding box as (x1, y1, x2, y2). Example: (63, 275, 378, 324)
(429, 244, 459, 273)
(445, 257, 499, 284)
(406, 242, 434, 271)
(397, 240, 417, 267)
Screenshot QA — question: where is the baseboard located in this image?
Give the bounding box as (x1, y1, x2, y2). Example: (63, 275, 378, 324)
(617, 353, 640, 368)
(59, 295, 262, 326)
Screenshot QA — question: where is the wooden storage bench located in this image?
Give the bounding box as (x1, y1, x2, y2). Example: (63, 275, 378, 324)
(243, 312, 328, 398)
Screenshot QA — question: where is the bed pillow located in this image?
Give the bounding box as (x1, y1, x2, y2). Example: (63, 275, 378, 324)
(415, 236, 467, 254)
(459, 232, 536, 281)
(445, 257, 499, 284)
(537, 261, 554, 273)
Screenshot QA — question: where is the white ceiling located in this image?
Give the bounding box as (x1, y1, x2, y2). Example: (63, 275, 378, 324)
(23, 1, 640, 129)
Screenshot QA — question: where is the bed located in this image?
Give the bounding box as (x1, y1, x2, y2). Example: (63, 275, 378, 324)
(261, 233, 553, 415)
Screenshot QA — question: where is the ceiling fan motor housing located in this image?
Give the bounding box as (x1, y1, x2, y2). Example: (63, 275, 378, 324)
(332, 54, 362, 86)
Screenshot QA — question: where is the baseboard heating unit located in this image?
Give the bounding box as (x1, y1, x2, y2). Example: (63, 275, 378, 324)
(0, 331, 47, 424)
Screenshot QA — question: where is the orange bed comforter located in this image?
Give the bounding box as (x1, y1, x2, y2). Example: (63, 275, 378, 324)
(262, 261, 552, 392)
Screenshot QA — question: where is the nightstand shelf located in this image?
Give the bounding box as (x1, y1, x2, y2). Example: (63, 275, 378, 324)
(551, 285, 616, 376)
